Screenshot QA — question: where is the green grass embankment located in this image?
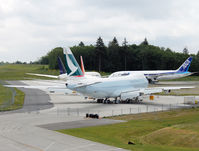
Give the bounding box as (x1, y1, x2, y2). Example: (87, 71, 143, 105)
(0, 64, 59, 80)
(58, 108, 199, 151)
(0, 83, 25, 111)
(0, 84, 12, 105)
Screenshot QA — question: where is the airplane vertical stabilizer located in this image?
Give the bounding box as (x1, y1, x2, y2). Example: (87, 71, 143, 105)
(176, 56, 193, 73)
(63, 47, 83, 76)
(57, 56, 67, 74)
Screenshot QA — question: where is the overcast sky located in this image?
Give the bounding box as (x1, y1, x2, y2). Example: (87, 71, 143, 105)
(1, 0, 199, 62)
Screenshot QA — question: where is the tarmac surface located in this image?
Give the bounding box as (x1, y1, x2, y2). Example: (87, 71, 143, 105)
(39, 119, 126, 131)
(7, 81, 53, 112)
(0, 80, 198, 151)
(0, 81, 127, 151)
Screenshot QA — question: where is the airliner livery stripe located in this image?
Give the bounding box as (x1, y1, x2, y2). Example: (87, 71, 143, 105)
(144, 71, 191, 76)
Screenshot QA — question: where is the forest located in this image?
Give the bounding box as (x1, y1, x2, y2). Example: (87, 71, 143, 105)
(37, 37, 199, 73)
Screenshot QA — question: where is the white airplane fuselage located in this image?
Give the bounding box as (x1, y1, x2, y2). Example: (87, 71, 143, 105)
(109, 70, 192, 81)
(109, 57, 193, 82)
(67, 74, 148, 99)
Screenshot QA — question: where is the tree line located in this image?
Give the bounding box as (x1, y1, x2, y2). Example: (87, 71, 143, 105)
(36, 37, 199, 74)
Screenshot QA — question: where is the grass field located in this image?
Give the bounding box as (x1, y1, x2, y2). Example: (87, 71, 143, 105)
(0, 83, 25, 111)
(0, 64, 59, 80)
(58, 108, 199, 151)
(0, 84, 12, 105)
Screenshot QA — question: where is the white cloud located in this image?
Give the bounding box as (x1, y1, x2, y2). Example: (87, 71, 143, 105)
(0, 0, 199, 62)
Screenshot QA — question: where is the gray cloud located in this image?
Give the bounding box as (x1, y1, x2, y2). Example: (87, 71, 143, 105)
(0, 0, 199, 62)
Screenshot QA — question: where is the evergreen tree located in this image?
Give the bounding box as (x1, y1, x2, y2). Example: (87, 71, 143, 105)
(95, 36, 106, 72)
(196, 50, 199, 58)
(140, 37, 149, 45)
(78, 41, 85, 47)
(183, 47, 189, 54)
(37, 37, 199, 73)
(122, 38, 128, 70)
(108, 37, 119, 47)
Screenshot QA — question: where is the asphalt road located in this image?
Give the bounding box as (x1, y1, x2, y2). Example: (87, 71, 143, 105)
(7, 81, 53, 112)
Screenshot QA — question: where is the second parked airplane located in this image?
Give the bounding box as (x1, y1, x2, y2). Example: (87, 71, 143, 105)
(109, 57, 193, 83)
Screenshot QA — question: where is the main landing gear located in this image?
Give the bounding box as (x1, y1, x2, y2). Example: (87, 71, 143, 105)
(96, 98, 120, 104)
(96, 97, 143, 104)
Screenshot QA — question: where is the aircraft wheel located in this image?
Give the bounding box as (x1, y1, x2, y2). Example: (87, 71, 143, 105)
(97, 99, 100, 103)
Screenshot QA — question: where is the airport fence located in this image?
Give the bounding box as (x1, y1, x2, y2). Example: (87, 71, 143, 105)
(48, 102, 194, 117)
(7, 97, 197, 117)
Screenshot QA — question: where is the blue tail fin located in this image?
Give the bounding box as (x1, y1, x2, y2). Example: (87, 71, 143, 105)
(176, 56, 193, 73)
(57, 56, 67, 74)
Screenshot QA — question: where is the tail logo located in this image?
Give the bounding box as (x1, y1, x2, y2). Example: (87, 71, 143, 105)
(182, 60, 190, 70)
(177, 57, 192, 73)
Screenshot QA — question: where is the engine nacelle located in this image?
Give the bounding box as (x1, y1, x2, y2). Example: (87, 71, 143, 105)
(163, 89, 171, 94)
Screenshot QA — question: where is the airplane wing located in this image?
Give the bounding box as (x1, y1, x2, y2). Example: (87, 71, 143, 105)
(4, 84, 77, 95)
(120, 86, 195, 100)
(4, 85, 66, 89)
(143, 86, 195, 95)
(26, 73, 58, 79)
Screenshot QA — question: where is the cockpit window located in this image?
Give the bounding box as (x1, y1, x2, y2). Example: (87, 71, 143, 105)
(110, 72, 130, 77)
(121, 73, 130, 76)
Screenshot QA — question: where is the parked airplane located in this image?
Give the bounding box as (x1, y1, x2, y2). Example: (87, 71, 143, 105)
(65, 72, 193, 103)
(109, 57, 193, 83)
(27, 47, 101, 80)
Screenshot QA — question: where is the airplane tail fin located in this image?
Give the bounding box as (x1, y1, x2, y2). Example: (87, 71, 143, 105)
(80, 56, 85, 75)
(176, 56, 193, 73)
(63, 47, 84, 76)
(57, 56, 67, 74)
